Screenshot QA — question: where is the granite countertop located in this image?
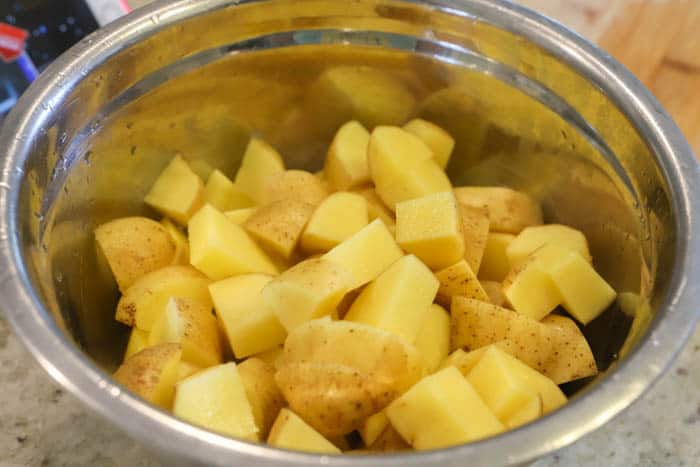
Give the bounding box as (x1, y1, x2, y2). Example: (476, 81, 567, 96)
(1, 312, 699, 466)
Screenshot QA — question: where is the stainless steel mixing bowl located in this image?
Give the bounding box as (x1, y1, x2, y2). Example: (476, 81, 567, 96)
(1, 0, 699, 465)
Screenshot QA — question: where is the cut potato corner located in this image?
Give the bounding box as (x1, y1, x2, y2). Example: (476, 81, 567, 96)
(459, 203, 490, 274)
(478, 233, 515, 281)
(368, 425, 412, 452)
(506, 224, 591, 267)
(238, 358, 286, 438)
(504, 395, 543, 429)
(355, 187, 396, 232)
(124, 328, 149, 360)
(224, 207, 257, 225)
(244, 199, 315, 259)
(267, 408, 341, 454)
(114, 343, 182, 409)
(209, 274, 286, 358)
(480, 280, 506, 307)
(177, 362, 202, 381)
(503, 257, 561, 321)
(403, 118, 455, 169)
(253, 345, 284, 369)
(301, 192, 369, 253)
(386, 366, 503, 450)
(145, 155, 204, 225)
(345, 255, 439, 343)
(359, 411, 390, 447)
(454, 187, 542, 234)
(148, 297, 222, 368)
(188, 204, 278, 279)
(440, 347, 489, 375)
(95, 217, 176, 292)
(414, 304, 450, 373)
(324, 121, 371, 190)
(263, 170, 330, 207)
(204, 169, 254, 212)
(160, 218, 189, 265)
(234, 138, 285, 205)
(435, 259, 490, 307)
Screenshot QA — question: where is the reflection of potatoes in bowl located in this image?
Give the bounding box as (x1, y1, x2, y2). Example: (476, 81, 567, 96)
(1, 0, 699, 466)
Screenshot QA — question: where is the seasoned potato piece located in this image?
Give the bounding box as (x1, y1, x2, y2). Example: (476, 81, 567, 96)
(95, 217, 176, 292)
(115, 265, 211, 330)
(414, 304, 451, 373)
(267, 408, 341, 454)
(188, 204, 278, 279)
(323, 219, 402, 289)
(368, 425, 412, 452)
(541, 315, 598, 384)
(124, 328, 149, 360)
(210, 274, 286, 358)
(395, 191, 465, 270)
(403, 118, 455, 169)
(369, 126, 452, 210)
(145, 155, 205, 225)
(160, 218, 189, 265)
(355, 187, 396, 232)
(386, 366, 503, 450)
(503, 257, 561, 321)
(263, 170, 330, 207)
(459, 204, 490, 274)
(454, 187, 542, 234)
(238, 358, 286, 438)
(480, 280, 506, 307)
(301, 192, 369, 253)
(345, 255, 439, 342)
(478, 233, 515, 281)
(262, 258, 355, 332)
(148, 297, 222, 368)
(359, 411, 390, 447)
(114, 343, 182, 409)
(244, 199, 315, 259)
(506, 224, 591, 267)
(224, 207, 256, 225)
(324, 121, 371, 190)
(174, 363, 259, 440)
(234, 138, 285, 204)
(204, 169, 254, 212)
(435, 259, 490, 307)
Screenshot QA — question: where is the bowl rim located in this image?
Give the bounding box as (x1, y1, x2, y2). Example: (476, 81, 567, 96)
(1, 0, 699, 465)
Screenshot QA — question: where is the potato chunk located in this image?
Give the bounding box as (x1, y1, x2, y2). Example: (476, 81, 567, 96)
(359, 411, 390, 447)
(323, 219, 402, 289)
(173, 363, 258, 440)
(478, 233, 515, 281)
(145, 155, 204, 225)
(403, 118, 455, 169)
(209, 274, 286, 358)
(234, 138, 285, 204)
(263, 170, 330, 206)
(459, 204, 490, 274)
(480, 280, 506, 307)
(301, 192, 369, 253)
(454, 187, 542, 234)
(124, 328, 149, 359)
(95, 217, 176, 292)
(504, 395, 543, 429)
(268, 408, 341, 454)
(435, 259, 490, 307)
(355, 187, 396, 232)
(224, 207, 256, 225)
(541, 315, 598, 383)
(345, 255, 439, 342)
(324, 121, 371, 190)
(395, 191, 465, 270)
(262, 258, 355, 332)
(238, 358, 286, 438)
(368, 126, 452, 210)
(506, 224, 591, 267)
(114, 343, 182, 409)
(188, 204, 278, 279)
(503, 258, 561, 321)
(244, 199, 315, 259)
(386, 366, 503, 450)
(160, 218, 189, 265)
(204, 169, 254, 212)
(414, 304, 451, 373)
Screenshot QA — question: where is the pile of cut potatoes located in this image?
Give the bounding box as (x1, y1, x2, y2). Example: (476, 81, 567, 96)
(101, 118, 617, 453)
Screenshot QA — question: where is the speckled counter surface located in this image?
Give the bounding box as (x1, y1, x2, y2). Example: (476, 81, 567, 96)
(1, 311, 699, 467)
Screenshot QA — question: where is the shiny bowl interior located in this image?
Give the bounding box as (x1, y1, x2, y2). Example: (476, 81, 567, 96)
(1, 0, 699, 466)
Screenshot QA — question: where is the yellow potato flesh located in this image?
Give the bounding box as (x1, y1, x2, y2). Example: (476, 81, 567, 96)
(368, 425, 412, 452)
(403, 118, 455, 169)
(114, 343, 182, 409)
(435, 259, 490, 307)
(124, 328, 149, 360)
(301, 192, 369, 253)
(503, 258, 561, 321)
(480, 280, 506, 307)
(478, 233, 515, 281)
(504, 395, 543, 429)
(459, 203, 490, 275)
(454, 186, 542, 234)
(414, 304, 451, 373)
(204, 169, 254, 212)
(177, 362, 202, 381)
(237, 358, 286, 439)
(267, 408, 340, 454)
(234, 138, 285, 204)
(244, 199, 315, 259)
(160, 218, 190, 265)
(355, 187, 396, 233)
(224, 207, 256, 225)
(440, 347, 490, 375)
(359, 411, 390, 447)
(506, 224, 591, 267)
(324, 120, 371, 190)
(144, 155, 205, 225)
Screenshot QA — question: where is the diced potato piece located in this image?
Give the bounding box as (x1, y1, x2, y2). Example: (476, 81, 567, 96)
(301, 192, 369, 253)
(188, 159, 214, 181)
(124, 328, 149, 360)
(174, 363, 258, 440)
(254, 345, 284, 369)
(395, 191, 465, 270)
(204, 169, 254, 212)
(355, 187, 396, 232)
(237, 358, 286, 438)
(115, 265, 211, 330)
(414, 304, 450, 373)
(95, 217, 176, 292)
(386, 366, 504, 450)
(160, 218, 189, 265)
(369, 127, 452, 210)
(262, 258, 355, 332)
(323, 219, 402, 289)
(244, 199, 315, 259)
(435, 260, 490, 307)
(324, 121, 371, 190)
(114, 343, 182, 409)
(307, 66, 415, 129)
(177, 362, 202, 381)
(209, 274, 286, 358)
(459, 204, 490, 274)
(368, 425, 412, 452)
(145, 155, 205, 225)
(481, 280, 506, 307)
(503, 258, 561, 321)
(359, 411, 390, 447)
(148, 297, 222, 368)
(478, 233, 515, 281)
(264, 170, 330, 206)
(403, 118, 455, 169)
(345, 255, 439, 342)
(506, 224, 591, 267)
(454, 187, 542, 234)
(504, 395, 542, 429)
(268, 408, 341, 454)
(541, 315, 598, 384)
(440, 347, 490, 374)
(224, 207, 257, 225)
(188, 204, 278, 279)
(234, 138, 285, 204)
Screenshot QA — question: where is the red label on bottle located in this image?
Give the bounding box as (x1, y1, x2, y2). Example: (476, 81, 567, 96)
(0, 23, 29, 63)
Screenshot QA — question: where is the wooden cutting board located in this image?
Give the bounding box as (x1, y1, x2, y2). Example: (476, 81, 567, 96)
(519, 0, 700, 157)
